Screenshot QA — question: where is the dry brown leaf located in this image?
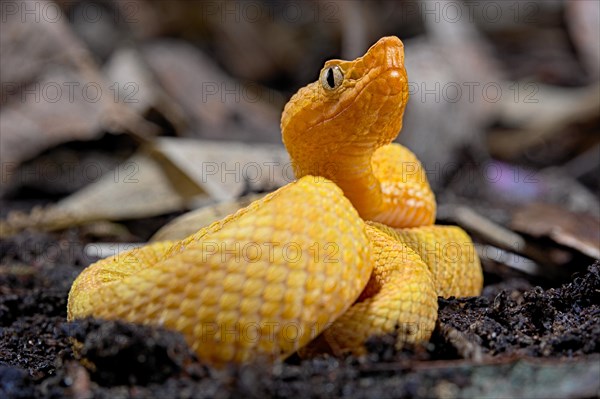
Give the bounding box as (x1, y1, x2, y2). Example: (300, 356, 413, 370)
(0, 152, 205, 237)
(0, 1, 108, 180)
(150, 138, 290, 201)
(566, 0, 600, 80)
(103, 46, 188, 132)
(490, 83, 600, 159)
(150, 193, 265, 242)
(1, 69, 104, 168)
(0, 0, 160, 192)
(1, 139, 290, 237)
(511, 202, 600, 259)
(142, 40, 282, 142)
(0, 0, 88, 94)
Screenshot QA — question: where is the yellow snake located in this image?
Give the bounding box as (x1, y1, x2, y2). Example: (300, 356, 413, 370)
(67, 37, 482, 367)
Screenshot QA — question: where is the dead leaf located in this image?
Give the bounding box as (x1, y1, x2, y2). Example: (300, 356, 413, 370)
(103, 46, 188, 132)
(150, 138, 290, 201)
(1, 68, 104, 169)
(566, 1, 600, 80)
(0, 0, 86, 96)
(511, 202, 600, 259)
(0, 152, 203, 237)
(1, 139, 290, 237)
(489, 83, 600, 160)
(150, 193, 264, 242)
(142, 40, 282, 142)
(0, 0, 160, 192)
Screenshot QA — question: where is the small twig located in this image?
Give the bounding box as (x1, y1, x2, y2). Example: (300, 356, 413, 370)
(475, 244, 545, 277)
(437, 323, 485, 362)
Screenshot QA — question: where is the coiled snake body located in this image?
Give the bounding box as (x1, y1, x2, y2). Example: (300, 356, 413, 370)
(68, 37, 482, 366)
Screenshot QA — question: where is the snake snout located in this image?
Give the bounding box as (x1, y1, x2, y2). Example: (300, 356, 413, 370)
(362, 36, 407, 97)
(364, 36, 405, 68)
(376, 68, 408, 97)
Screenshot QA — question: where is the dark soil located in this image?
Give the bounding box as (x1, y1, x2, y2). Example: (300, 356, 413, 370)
(437, 267, 600, 358)
(1, 229, 599, 399)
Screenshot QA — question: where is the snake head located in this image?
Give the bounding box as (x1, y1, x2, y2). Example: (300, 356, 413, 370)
(281, 36, 409, 180)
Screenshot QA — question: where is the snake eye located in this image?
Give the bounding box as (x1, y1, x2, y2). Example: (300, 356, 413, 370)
(320, 65, 343, 90)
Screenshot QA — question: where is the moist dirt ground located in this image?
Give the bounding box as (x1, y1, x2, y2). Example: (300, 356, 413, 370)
(1, 227, 598, 399)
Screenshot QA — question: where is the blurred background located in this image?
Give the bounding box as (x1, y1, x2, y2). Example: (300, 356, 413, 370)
(1, 0, 598, 280)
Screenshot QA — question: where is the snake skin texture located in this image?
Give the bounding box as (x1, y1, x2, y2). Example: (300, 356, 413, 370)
(68, 179, 372, 364)
(67, 36, 483, 367)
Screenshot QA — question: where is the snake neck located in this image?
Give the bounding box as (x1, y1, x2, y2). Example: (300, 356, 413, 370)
(292, 151, 383, 220)
(333, 158, 383, 220)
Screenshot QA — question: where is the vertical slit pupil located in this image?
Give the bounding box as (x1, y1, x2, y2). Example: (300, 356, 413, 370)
(326, 68, 335, 88)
